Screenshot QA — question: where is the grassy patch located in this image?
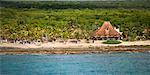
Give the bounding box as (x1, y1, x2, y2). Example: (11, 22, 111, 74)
(141, 45, 150, 48)
(103, 40, 121, 44)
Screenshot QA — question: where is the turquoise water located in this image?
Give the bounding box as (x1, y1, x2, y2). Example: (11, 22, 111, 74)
(1, 53, 150, 75)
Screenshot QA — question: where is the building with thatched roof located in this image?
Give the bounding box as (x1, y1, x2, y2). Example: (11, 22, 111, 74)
(92, 21, 122, 40)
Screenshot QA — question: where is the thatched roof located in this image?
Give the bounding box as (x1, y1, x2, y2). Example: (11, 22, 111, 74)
(94, 21, 121, 37)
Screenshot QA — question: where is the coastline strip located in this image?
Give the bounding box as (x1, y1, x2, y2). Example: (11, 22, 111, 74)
(0, 46, 150, 55)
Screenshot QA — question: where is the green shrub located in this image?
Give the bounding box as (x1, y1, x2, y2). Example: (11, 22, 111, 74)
(103, 40, 121, 44)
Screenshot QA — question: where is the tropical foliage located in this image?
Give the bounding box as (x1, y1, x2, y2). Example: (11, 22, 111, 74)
(0, 1, 150, 41)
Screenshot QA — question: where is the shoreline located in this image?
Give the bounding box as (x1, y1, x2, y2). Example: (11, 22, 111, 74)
(0, 40, 150, 54)
(0, 45, 150, 55)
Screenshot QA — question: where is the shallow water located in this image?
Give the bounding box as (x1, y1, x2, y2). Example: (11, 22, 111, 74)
(1, 53, 150, 75)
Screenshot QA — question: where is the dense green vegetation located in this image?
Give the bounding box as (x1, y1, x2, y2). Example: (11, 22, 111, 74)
(1, 1, 150, 9)
(103, 40, 121, 44)
(0, 1, 150, 42)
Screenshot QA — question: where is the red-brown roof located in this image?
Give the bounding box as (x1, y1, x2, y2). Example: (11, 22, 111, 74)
(94, 21, 121, 37)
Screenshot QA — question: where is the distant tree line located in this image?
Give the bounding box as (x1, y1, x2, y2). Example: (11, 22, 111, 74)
(1, 1, 150, 9)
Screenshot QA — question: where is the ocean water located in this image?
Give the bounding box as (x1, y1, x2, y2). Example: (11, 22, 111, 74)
(0, 53, 150, 75)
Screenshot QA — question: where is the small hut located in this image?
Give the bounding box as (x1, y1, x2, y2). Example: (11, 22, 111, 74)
(93, 21, 122, 40)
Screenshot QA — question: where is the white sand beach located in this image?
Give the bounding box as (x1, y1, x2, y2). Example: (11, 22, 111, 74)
(0, 40, 150, 49)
